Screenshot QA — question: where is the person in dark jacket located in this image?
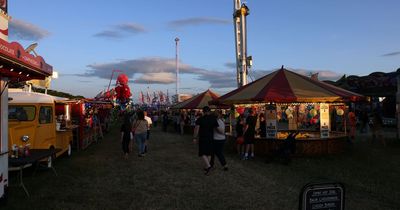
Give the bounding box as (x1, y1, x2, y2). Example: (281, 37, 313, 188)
(120, 114, 132, 159)
(193, 106, 219, 175)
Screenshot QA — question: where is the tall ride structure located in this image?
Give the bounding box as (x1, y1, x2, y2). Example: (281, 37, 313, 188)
(233, 0, 252, 87)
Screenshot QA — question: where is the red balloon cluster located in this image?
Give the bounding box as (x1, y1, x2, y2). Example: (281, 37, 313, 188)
(115, 74, 131, 102)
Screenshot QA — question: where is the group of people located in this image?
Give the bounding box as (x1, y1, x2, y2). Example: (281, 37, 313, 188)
(120, 110, 152, 159)
(348, 109, 386, 146)
(193, 106, 228, 175)
(235, 109, 266, 160)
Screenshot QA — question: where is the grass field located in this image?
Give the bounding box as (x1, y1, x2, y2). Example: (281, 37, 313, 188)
(3, 124, 400, 210)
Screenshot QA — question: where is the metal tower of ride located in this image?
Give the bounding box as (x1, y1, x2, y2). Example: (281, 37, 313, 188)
(233, 0, 252, 87)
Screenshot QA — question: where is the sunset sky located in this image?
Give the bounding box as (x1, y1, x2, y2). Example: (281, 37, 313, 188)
(8, 0, 400, 99)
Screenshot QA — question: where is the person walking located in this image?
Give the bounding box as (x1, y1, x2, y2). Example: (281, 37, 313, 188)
(371, 111, 386, 146)
(210, 110, 228, 171)
(132, 110, 149, 157)
(193, 106, 219, 175)
(235, 114, 245, 158)
(180, 112, 186, 135)
(348, 111, 357, 143)
(120, 114, 132, 159)
(162, 111, 169, 132)
(243, 109, 257, 160)
(144, 111, 152, 153)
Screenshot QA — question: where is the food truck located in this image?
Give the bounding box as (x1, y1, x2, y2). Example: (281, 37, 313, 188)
(0, 2, 54, 202)
(8, 89, 72, 157)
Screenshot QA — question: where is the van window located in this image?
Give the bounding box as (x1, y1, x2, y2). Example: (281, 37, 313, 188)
(9, 106, 36, 121)
(39, 106, 53, 124)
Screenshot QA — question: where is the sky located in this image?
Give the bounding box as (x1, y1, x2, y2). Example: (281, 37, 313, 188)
(7, 0, 400, 100)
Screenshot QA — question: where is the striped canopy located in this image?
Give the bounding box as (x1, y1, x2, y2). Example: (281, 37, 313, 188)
(171, 89, 228, 109)
(216, 68, 364, 105)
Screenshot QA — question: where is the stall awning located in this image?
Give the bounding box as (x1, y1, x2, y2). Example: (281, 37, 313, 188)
(0, 39, 52, 81)
(214, 68, 364, 105)
(171, 89, 229, 109)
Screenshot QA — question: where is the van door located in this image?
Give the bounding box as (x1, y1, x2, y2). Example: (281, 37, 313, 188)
(35, 105, 56, 149)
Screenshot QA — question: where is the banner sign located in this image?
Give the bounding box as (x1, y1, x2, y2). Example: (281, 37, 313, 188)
(320, 103, 330, 138)
(266, 104, 277, 139)
(0, 39, 52, 76)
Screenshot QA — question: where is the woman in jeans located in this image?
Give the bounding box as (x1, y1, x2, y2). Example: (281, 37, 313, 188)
(132, 110, 149, 157)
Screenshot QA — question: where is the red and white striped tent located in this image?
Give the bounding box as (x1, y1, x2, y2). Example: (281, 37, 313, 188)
(171, 89, 228, 109)
(214, 68, 364, 105)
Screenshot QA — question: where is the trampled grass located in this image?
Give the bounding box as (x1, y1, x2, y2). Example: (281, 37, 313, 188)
(3, 125, 400, 210)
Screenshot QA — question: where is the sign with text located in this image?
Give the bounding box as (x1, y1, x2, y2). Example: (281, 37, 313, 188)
(319, 103, 330, 138)
(265, 104, 277, 139)
(300, 183, 345, 210)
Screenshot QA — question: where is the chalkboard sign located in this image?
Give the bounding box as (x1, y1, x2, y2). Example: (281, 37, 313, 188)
(300, 182, 345, 210)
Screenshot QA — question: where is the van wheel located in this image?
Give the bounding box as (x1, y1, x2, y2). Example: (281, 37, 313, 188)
(67, 143, 72, 157)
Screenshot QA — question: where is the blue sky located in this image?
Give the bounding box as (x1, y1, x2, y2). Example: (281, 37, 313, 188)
(8, 0, 400, 99)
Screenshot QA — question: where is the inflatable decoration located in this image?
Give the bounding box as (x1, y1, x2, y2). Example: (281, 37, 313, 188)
(115, 74, 132, 109)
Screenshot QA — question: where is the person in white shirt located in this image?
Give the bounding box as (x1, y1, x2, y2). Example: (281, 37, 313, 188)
(144, 111, 152, 153)
(210, 110, 228, 171)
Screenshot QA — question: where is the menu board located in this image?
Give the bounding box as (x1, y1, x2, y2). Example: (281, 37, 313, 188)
(320, 103, 330, 138)
(300, 183, 344, 210)
(265, 104, 277, 139)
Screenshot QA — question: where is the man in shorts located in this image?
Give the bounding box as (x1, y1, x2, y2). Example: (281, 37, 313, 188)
(243, 109, 257, 160)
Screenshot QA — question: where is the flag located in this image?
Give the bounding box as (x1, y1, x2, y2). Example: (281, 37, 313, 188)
(166, 89, 170, 104)
(146, 91, 151, 104)
(159, 91, 164, 103)
(152, 92, 158, 103)
(139, 91, 144, 104)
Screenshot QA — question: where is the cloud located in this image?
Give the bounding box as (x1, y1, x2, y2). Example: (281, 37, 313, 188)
(94, 22, 146, 39)
(382, 51, 400, 57)
(84, 57, 235, 88)
(9, 19, 50, 41)
(224, 62, 236, 69)
(168, 17, 231, 29)
(93, 30, 123, 38)
(198, 71, 237, 88)
(82, 58, 342, 90)
(85, 57, 208, 79)
(286, 68, 342, 81)
(134, 72, 175, 84)
(116, 23, 146, 34)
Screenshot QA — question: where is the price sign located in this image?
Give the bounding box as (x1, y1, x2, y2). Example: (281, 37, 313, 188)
(300, 182, 345, 210)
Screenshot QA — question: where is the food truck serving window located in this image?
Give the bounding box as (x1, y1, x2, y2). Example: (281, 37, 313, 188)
(39, 106, 53, 124)
(8, 105, 36, 121)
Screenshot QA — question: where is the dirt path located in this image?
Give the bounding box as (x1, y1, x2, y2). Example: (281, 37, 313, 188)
(5, 124, 400, 210)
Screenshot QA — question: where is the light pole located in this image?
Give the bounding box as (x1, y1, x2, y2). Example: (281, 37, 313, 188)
(175, 37, 180, 102)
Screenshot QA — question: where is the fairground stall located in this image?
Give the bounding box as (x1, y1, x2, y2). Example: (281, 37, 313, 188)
(213, 68, 364, 156)
(70, 99, 112, 150)
(171, 89, 229, 134)
(0, 4, 53, 201)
